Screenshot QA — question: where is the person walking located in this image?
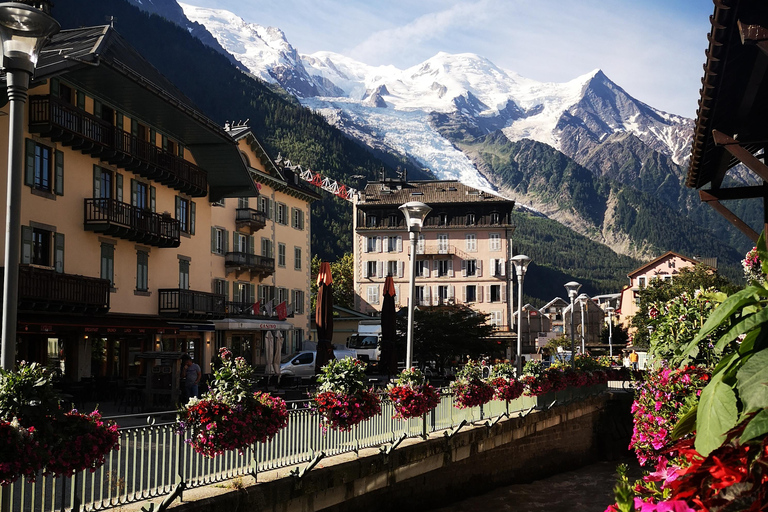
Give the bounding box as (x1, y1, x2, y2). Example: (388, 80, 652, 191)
(182, 354, 201, 402)
(629, 350, 639, 370)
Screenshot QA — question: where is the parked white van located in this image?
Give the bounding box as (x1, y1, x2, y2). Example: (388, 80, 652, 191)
(279, 349, 357, 378)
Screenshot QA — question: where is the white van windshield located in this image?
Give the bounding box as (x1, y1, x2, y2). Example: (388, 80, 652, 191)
(348, 335, 378, 349)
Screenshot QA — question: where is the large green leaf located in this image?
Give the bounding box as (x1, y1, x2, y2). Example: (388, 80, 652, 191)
(715, 308, 768, 352)
(757, 231, 768, 276)
(692, 287, 762, 344)
(736, 349, 768, 412)
(695, 373, 738, 456)
(671, 404, 698, 440)
(740, 409, 768, 444)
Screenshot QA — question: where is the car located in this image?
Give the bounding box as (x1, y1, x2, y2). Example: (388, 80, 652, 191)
(279, 349, 357, 378)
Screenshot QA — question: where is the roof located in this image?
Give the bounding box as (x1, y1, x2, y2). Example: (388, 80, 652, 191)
(626, 251, 705, 278)
(11, 26, 257, 201)
(358, 180, 515, 207)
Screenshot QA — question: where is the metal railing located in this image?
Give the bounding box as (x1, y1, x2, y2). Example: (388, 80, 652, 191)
(0, 385, 615, 512)
(224, 252, 275, 276)
(84, 198, 181, 248)
(235, 208, 267, 232)
(2, 265, 112, 314)
(158, 289, 226, 319)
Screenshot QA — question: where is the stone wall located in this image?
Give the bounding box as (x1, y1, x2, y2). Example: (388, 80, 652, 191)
(153, 393, 633, 512)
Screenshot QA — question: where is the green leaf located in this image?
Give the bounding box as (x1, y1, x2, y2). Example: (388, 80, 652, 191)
(692, 287, 762, 345)
(738, 329, 761, 355)
(715, 308, 768, 352)
(671, 404, 698, 440)
(740, 409, 768, 444)
(758, 231, 768, 276)
(695, 373, 738, 456)
(736, 348, 768, 412)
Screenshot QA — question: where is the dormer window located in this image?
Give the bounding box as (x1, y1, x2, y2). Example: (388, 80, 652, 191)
(439, 213, 449, 226)
(388, 214, 399, 227)
(466, 213, 476, 225)
(367, 214, 378, 228)
(490, 212, 501, 225)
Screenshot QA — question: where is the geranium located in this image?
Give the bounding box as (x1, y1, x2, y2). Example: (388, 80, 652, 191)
(44, 410, 120, 477)
(388, 368, 440, 420)
(629, 365, 710, 467)
(451, 360, 494, 408)
(742, 247, 765, 284)
(488, 362, 524, 402)
(0, 419, 45, 485)
(312, 357, 381, 431)
(178, 347, 288, 457)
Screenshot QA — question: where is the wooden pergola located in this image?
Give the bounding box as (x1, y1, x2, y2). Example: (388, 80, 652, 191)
(688, 0, 768, 241)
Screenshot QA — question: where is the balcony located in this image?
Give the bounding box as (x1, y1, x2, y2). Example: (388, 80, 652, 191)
(29, 95, 207, 197)
(158, 289, 225, 320)
(1, 265, 111, 314)
(235, 208, 267, 234)
(408, 242, 471, 260)
(224, 252, 275, 278)
(84, 198, 181, 248)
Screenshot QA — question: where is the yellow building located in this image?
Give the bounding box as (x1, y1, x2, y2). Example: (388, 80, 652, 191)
(0, 26, 267, 387)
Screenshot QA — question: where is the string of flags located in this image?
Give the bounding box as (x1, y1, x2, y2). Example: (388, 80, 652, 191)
(248, 299, 293, 321)
(275, 155, 358, 202)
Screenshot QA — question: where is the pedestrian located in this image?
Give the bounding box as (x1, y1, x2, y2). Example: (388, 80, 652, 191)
(182, 354, 201, 402)
(629, 349, 639, 370)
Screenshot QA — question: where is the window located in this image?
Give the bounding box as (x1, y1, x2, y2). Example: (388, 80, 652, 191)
(387, 260, 398, 277)
(489, 311, 503, 327)
(489, 233, 501, 251)
(416, 260, 429, 277)
(386, 236, 401, 253)
(94, 166, 112, 200)
(465, 259, 477, 277)
(491, 258, 506, 277)
(22, 227, 64, 272)
(234, 281, 249, 303)
(175, 196, 195, 234)
(100, 242, 114, 286)
(294, 247, 302, 270)
(465, 285, 477, 303)
(637, 276, 646, 288)
(366, 236, 379, 253)
(438, 213, 449, 226)
(211, 227, 227, 254)
(278, 243, 286, 267)
(136, 251, 148, 291)
(438, 259, 451, 277)
(25, 140, 63, 195)
(366, 214, 377, 227)
(234, 232, 248, 253)
(278, 287, 289, 304)
(32, 228, 52, 267)
(258, 196, 272, 219)
(465, 234, 477, 252)
(417, 234, 425, 254)
(466, 213, 476, 225)
(261, 238, 273, 259)
(416, 286, 426, 306)
(490, 285, 502, 303)
(367, 285, 379, 305)
(388, 214, 399, 227)
(292, 290, 305, 315)
(438, 234, 449, 253)
(276, 203, 287, 225)
(238, 197, 249, 209)
(179, 259, 190, 290)
(291, 208, 305, 230)
(438, 285, 449, 304)
(258, 284, 275, 303)
(213, 278, 228, 300)
(366, 260, 377, 278)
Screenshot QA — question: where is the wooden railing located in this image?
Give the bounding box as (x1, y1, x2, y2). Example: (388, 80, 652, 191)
(158, 289, 225, 320)
(84, 198, 181, 248)
(235, 208, 267, 233)
(224, 252, 275, 276)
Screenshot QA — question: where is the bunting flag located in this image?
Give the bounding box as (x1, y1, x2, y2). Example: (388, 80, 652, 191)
(276, 301, 288, 321)
(252, 300, 261, 316)
(264, 299, 274, 317)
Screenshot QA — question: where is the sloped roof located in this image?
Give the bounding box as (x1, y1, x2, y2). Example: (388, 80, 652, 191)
(626, 251, 704, 278)
(359, 180, 515, 207)
(10, 26, 256, 201)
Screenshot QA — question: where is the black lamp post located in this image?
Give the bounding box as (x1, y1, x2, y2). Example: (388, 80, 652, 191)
(0, 1, 59, 370)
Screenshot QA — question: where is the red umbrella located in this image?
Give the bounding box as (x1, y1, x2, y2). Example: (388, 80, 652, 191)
(379, 275, 398, 376)
(315, 262, 336, 374)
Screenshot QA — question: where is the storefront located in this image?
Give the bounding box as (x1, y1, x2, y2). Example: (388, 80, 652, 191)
(214, 319, 296, 368)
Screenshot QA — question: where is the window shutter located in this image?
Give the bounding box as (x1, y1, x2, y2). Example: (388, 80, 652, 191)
(93, 165, 101, 198)
(175, 196, 181, 220)
(433, 286, 439, 306)
(54, 150, 64, 195)
(116, 173, 123, 202)
(132, 180, 139, 207)
(76, 91, 85, 110)
(21, 226, 32, 264)
(190, 201, 196, 235)
(462, 286, 467, 302)
(248, 283, 255, 303)
(486, 285, 491, 302)
(383, 236, 389, 253)
(268, 199, 273, 219)
(376, 236, 382, 253)
(477, 260, 482, 277)
(94, 100, 102, 119)
(489, 259, 495, 277)
(54, 232, 65, 273)
(478, 286, 484, 303)
(502, 286, 507, 303)
(397, 236, 403, 252)
(150, 186, 156, 212)
(448, 259, 453, 277)
(501, 260, 506, 276)
(248, 235, 255, 254)
(24, 139, 35, 186)
(150, 128, 157, 147)
(425, 286, 431, 305)
(211, 228, 217, 253)
(398, 261, 404, 278)
(115, 112, 123, 131)
(50, 78, 60, 96)
(424, 263, 430, 278)
(161, 134, 168, 151)
(224, 230, 229, 252)
(461, 260, 466, 277)
(395, 285, 400, 304)
(448, 285, 454, 300)
(131, 118, 138, 138)
(377, 261, 384, 278)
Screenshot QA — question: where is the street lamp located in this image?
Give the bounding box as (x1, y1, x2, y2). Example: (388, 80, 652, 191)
(605, 306, 614, 358)
(0, 1, 59, 371)
(564, 281, 581, 369)
(399, 201, 431, 370)
(577, 293, 589, 356)
(511, 254, 530, 377)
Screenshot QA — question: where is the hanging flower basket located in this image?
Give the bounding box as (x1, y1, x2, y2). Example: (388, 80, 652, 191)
(488, 362, 524, 402)
(44, 411, 120, 477)
(0, 420, 45, 486)
(388, 368, 440, 420)
(312, 357, 381, 431)
(178, 348, 289, 458)
(451, 360, 494, 409)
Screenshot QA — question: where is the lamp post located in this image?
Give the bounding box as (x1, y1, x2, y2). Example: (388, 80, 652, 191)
(511, 254, 530, 377)
(605, 306, 614, 358)
(577, 293, 589, 356)
(399, 201, 431, 370)
(0, 1, 59, 371)
(564, 281, 581, 369)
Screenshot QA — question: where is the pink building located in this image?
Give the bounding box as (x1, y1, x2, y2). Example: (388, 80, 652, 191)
(353, 179, 517, 340)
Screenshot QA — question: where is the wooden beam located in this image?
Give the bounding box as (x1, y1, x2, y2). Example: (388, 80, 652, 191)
(712, 130, 768, 182)
(703, 184, 768, 200)
(699, 190, 760, 242)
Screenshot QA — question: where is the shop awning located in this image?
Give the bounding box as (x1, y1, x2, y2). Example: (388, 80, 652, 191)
(214, 319, 294, 331)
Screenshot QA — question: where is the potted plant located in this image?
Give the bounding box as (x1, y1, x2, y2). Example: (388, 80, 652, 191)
(0, 361, 119, 484)
(312, 357, 381, 431)
(178, 348, 288, 458)
(450, 360, 494, 409)
(488, 362, 525, 402)
(387, 368, 440, 420)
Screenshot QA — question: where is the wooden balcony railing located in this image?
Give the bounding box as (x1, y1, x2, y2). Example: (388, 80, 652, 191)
(158, 289, 225, 320)
(235, 208, 267, 234)
(29, 95, 207, 197)
(84, 198, 181, 248)
(224, 252, 275, 277)
(0, 265, 111, 314)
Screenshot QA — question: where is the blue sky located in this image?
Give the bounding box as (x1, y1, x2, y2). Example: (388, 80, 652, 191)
(184, 0, 713, 118)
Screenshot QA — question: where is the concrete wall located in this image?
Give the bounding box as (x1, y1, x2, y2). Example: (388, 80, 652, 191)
(151, 393, 633, 512)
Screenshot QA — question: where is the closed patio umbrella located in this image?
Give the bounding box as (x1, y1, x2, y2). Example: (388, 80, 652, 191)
(379, 275, 398, 377)
(264, 331, 274, 375)
(273, 331, 284, 378)
(315, 261, 336, 374)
